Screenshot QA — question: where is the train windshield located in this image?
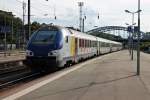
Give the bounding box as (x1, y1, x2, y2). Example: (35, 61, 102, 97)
(32, 30, 57, 44)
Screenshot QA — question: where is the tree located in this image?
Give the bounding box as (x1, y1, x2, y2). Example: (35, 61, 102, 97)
(31, 21, 40, 33)
(0, 10, 23, 43)
(24, 21, 41, 40)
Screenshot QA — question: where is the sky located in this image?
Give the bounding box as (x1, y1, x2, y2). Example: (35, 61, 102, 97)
(0, 0, 150, 32)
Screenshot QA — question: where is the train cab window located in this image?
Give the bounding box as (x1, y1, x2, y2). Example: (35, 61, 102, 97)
(32, 30, 57, 44)
(66, 36, 69, 43)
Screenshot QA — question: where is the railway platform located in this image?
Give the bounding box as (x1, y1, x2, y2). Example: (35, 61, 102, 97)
(0, 51, 25, 74)
(1, 50, 150, 100)
(0, 51, 25, 64)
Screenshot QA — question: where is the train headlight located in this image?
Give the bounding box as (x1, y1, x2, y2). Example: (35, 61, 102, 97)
(26, 50, 34, 56)
(48, 50, 59, 56)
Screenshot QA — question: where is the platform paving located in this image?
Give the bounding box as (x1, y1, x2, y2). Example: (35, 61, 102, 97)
(0, 52, 25, 64)
(2, 50, 150, 100)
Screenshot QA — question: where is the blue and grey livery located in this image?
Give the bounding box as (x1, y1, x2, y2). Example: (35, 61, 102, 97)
(24, 25, 122, 72)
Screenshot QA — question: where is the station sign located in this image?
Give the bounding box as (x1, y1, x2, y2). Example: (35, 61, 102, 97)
(0, 26, 11, 34)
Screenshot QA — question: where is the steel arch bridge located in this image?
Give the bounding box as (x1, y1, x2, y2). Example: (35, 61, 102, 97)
(86, 26, 146, 38)
(87, 26, 127, 34)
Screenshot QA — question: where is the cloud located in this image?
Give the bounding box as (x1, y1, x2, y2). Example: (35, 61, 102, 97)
(0, 0, 150, 32)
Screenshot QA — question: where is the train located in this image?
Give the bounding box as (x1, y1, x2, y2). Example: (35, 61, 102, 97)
(24, 25, 122, 72)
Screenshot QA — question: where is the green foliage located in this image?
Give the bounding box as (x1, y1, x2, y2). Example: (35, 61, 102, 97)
(24, 21, 41, 39)
(146, 32, 150, 34)
(31, 21, 41, 33)
(90, 32, 123, 41)
(0, 10, 42, 44)
(0, 10, 23, 43)
(140, 42, 150, 50)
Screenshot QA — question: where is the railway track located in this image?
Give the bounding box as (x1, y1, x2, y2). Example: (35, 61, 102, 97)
(0, 68, 41, 89)
(0, 51, 119, 90)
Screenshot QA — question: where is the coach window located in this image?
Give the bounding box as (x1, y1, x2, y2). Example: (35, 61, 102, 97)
(93, 41, 95, 47)
(81, 39, 83, 47)
(88, 40, 89, 47)
(87, 40, 88, 48)
(85, 40, 86, 48)
(102, 42, 105, 47)
(94, 41, 96, 47)
(79, 39, 81, 47)
(62, 29, 69, 43)
(106, 43, 109, 47)
(89, 40, 91, 47)
(106, 43, 108, 47)
(75, 38, 78, 47)
(66, 36, 68, 43)
(83, 39, 85, 47)
(99, 41, 101, 47)
(86, 40, 88, 47)
(87, 40, 89, 48)
(85, 39, 86, 48)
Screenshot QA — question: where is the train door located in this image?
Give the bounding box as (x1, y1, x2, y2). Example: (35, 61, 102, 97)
(65, 35, 70, 57)
(75, 38, 78, 60)
(99, 41, 101, 55)
(110, 43, 112, 52)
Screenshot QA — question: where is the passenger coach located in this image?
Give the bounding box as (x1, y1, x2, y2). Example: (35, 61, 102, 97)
(24, 25, 122, 71)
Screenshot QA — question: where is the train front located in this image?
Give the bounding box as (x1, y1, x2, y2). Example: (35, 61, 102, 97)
(24, 26, 64, 70)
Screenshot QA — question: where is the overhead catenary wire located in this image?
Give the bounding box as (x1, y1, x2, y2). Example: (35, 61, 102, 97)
(14, 0, 79, 27)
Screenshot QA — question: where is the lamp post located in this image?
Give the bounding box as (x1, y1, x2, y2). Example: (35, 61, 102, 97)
(82, 15, 86, 32)
(125, 10, 140, 60)
(28, 0, 31, 40)
(137, 0, 141, 75)
(78, 2, 84, 32)
(4, 13, 7, 57)
(11, 15, 15, 50)
(125, 1, 141, 75)
(23, 1, 26, 49)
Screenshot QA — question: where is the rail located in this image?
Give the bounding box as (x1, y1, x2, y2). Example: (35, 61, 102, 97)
(0, 51, 26, 75)
(0, 51, 25, 57)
